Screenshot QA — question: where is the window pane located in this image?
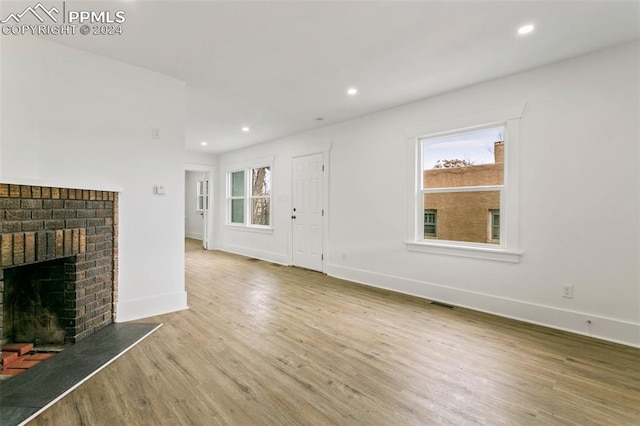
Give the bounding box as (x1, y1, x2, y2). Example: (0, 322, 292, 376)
(252, 167, 271, 196)
(491, 210, 500, 240)
(196, 180, 205, 211)
(422, 128, 504, 189)
(231, 199, 244, 223)
(231, 171, 244, 197)
(251, 198, 270, 226)
(424, 190, 500, 244)
(424, 209, 437, 238)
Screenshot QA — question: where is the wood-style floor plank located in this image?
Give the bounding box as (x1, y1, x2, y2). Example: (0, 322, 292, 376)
(30, 239, 640, 425)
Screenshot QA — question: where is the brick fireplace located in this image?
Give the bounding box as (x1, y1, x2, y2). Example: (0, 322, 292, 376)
(0, 184, 118, 345)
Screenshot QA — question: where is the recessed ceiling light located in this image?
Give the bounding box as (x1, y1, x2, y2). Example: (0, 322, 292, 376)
(242, 126, 250, 133)
(347, 87, 358, 96)
(200, 141, 208, 146)
(518, 24, 535, 35)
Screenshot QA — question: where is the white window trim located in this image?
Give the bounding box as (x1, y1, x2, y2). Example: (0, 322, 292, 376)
(225, 159, 274, 233)
(404, 103, 525, 263)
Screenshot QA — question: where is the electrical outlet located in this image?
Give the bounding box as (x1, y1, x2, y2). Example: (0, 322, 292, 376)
(341, 253, 347, 261)
(562, 284, 573, 298)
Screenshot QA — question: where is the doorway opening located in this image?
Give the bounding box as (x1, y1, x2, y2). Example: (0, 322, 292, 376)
(184, 164, 215, 251)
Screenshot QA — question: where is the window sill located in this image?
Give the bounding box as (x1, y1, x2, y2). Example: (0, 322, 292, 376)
(225, 224, 274, 234)
(405, 241, 522, 263)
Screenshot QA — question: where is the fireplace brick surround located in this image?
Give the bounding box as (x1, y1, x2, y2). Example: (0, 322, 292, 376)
(0, 184, 118, 344)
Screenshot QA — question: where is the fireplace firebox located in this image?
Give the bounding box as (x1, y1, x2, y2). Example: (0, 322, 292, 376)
(0, 184, 118, 345)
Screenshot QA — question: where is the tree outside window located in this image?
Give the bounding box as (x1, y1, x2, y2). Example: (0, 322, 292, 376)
(251, 166, 271, 226)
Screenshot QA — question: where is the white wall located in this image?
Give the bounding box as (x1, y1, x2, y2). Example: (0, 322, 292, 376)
(216, 42, 640, 347)
(185, 151, 218, 167)
(185, 171, 204, 240)
(0, 36, 188, 321)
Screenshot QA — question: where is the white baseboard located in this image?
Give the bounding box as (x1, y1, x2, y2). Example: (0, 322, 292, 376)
(185, 232, 202, 240)
(327, 263, 640, 348)
(116, 291, 189, 322)
(216, 243, 290, 266)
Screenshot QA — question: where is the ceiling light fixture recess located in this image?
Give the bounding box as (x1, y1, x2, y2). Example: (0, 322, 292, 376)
(201, 142, 208, 146)
(347, 87, 358, 96)
(518, 24, 535, 35)
(242, 126, 250, 132)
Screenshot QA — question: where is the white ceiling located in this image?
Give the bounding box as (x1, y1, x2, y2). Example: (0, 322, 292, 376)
(36, 1, 640, 153)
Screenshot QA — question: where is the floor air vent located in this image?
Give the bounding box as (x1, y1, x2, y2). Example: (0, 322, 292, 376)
(430, 301, 455, 309)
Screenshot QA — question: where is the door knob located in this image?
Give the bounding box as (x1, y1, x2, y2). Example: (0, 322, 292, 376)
(291, 215, 296, 219)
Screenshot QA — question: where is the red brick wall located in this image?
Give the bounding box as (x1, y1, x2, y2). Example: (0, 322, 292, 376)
(0, 184, 118, 344)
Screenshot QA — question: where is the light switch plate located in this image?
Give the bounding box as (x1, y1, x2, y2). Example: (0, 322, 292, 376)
(154, 184, 166, 195)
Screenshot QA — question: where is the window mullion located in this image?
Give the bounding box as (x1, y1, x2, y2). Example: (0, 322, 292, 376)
(424, 185, 503, 194)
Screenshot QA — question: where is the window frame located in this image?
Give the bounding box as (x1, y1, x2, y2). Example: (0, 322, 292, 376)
(225, 161, 274, 232)
(227, 169, 246, 225)
(249, 166, 272, 227)
(404, 103, 524, 263)
(419, 124, 504, 246)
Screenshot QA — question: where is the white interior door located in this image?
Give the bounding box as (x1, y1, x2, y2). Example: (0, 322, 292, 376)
(292, 153, 324, 271)
(195, 174, 210, 249)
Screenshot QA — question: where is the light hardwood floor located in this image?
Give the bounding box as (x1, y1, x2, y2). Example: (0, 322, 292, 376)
(32, 239, 640, 425)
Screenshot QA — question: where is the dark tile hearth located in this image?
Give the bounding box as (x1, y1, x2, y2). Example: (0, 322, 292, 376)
(0, 322, 161, 426)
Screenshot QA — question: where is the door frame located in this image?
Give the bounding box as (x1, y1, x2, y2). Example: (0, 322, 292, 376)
(289, 142, 331, 272)
(185, 163, 216, 250)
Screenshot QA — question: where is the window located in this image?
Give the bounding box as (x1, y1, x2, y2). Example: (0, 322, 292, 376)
(424, 209, 437, 238)
(420, 126, 504, 245)
(229, 170, 245, 224)
(404, 102, 524, 262)
(250, 166, 271, 226)
(490, 209, 500, 241)
(227, 166, 272, 227)
(196, 179, 208, 212)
